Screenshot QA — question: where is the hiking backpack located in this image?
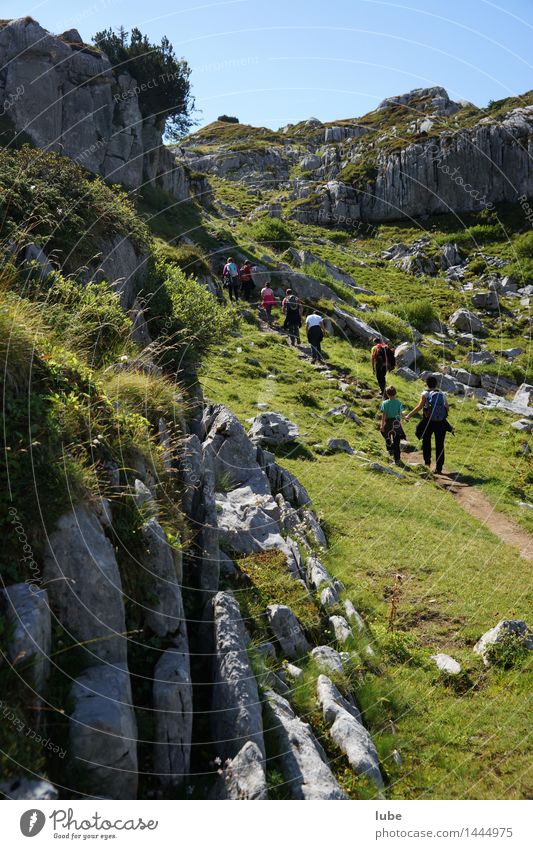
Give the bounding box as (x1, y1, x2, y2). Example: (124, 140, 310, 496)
(376, 343, 396, 371)
(425, 389, 447, 421)
(286, 296, 300, 316)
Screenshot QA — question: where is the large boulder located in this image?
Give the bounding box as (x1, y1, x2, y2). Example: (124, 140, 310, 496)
(440, 243, 464, 269)
(449, 368, 481, 387)
(449, 308, 484, 334)
(69, 664, 138, 799)
(0, 584, 51, 692)
(395, 342, 422, 368)
(466, 350, 495, 365)
(152, 648, 193, 789)
(263, 459, 311, 506)
(480, 374, 518, 397)
(317, 675, 383, 788)
(474, 620, 533, 666)
(248, 412, 300, 447)
(43, 505, 127, 665)
(311, 645, 345, 675)
(209, 741, 267, 800)
(215, 487, 286, 555)
(333, 306, 379, 342)
(211, 592, 265, 760)
(202, 404, 270, 494)
(472, 290, 500, 312)
(266, 604, 310, 658)
(264, 689, 347, 800)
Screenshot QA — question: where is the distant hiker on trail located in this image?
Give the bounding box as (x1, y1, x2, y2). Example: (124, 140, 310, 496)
(223, 256, 240, 303)
(260, 283, 277, 323)
(405, 375, 450, 474)
(282, 288, 302, 345)
(380, 385, 407, 466)
(239, 260, 255, 301)
(371, 337, 396, 397)
(305, 311, 326, 364)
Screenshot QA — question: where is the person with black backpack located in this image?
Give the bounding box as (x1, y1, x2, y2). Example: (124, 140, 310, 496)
(371, 337, 396, 397)
(282, 288, 302, 345)
(405, 375, 450, 474)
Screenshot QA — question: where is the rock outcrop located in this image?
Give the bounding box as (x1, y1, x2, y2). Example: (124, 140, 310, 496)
(0, 18, 200, 201)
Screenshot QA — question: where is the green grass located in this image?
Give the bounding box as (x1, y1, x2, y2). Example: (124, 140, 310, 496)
(201, 317, 532, 799)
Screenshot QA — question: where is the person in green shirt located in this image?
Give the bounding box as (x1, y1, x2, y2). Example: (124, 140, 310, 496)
(380, 385, 407, 465)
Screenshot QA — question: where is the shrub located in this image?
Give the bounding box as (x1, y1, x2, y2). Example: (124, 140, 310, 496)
(485, 633, 531, 669)
(154, 241, 211, 277)
(217, 115, 239, 123)
(0, 291, 43, 394)
(163, 265, 236, 361)
(249, 217, 294, 250)
(43, 275, 133, 367)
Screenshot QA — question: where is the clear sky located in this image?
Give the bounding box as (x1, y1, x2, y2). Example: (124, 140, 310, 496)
(5, 0, 533, 130)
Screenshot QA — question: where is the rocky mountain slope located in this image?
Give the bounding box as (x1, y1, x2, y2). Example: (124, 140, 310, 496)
(0, 17, 532, 801)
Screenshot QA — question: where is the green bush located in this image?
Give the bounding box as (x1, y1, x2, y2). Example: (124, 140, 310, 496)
(163, 265, 236, 361)
(43, 275, 133, 367)
(249, 217, 294, 250)
(485, 633, 531, 669)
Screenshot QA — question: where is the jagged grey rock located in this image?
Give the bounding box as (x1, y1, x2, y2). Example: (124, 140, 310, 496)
(140, 519, 186, 639)
(264, 458, 311, 506)
(329, 615, 353, 645)
(449, 309, 484, 334)
(514, 384, 533, 408)
(430, 653, 462, 674)
(266, 604, 310, 658)
(43, 505, 127, 665)
(396, 366, 419, 381)
(326, 405, 362, 424)
(320, 585, 341, 608)
(395, 342, 422, 368)
(264, 689, 347, 799)
(300, 508, 327, 548)
(152, 648, 193, 788)
(209, 741, 268, 800)
(450, 368, 481, 388)
(248, 412, 300, 446)
(333, 306, 378, 342)
(327, 438, 355, 454)
(343, 600, 366, 633)
(474, 619, 533, 666)
(1, 584, 51, 692)
(69, 664, 138, 799)
(306, 555, 335, 590)
(178, 434, 220, 597)
(480, 374, 518, 397)
(466, 350, 495, 365)
(317, 675, 384, 788)
(512, 419, 533, 433)
(311, 645, 345, 674)
(211, 592, 265, 760)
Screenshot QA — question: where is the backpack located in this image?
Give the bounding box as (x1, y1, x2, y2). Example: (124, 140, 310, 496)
(376, 343, 396, 371)
(424, 390, 447, 422)
(286, 296, 300, 316)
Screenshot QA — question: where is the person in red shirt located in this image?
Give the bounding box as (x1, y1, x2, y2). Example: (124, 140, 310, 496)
(260, 284, 277, 323)
(239, 260, 255, 301)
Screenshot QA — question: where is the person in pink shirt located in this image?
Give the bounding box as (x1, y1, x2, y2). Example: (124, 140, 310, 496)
(260, 284, 276, 323)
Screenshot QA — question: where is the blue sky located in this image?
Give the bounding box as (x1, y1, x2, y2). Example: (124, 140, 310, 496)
(7, 0, 533, 130)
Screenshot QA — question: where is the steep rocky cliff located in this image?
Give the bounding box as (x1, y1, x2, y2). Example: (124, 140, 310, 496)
(0, 17, 202, 200)
(180, 86, 533, 223)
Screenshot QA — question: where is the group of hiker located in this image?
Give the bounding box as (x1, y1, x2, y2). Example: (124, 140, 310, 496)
(222, 258, 452, 474)
(372, 337, 452, 473)
(222, 258, 327, 364)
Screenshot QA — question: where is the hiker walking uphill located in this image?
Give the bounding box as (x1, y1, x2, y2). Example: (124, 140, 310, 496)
(282, 288, 302, 345)
(239, 260, 255, 302)
(260, 283, 277, 323)
(380, 385, 407, 466)
(406, 375, 450, 474)
(305, 311, 326, 364)
(371, 337, 395, 397)
(223, 256, 240, 302)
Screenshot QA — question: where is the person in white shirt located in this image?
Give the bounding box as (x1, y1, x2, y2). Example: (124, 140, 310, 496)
(305, 312, 325, 363)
